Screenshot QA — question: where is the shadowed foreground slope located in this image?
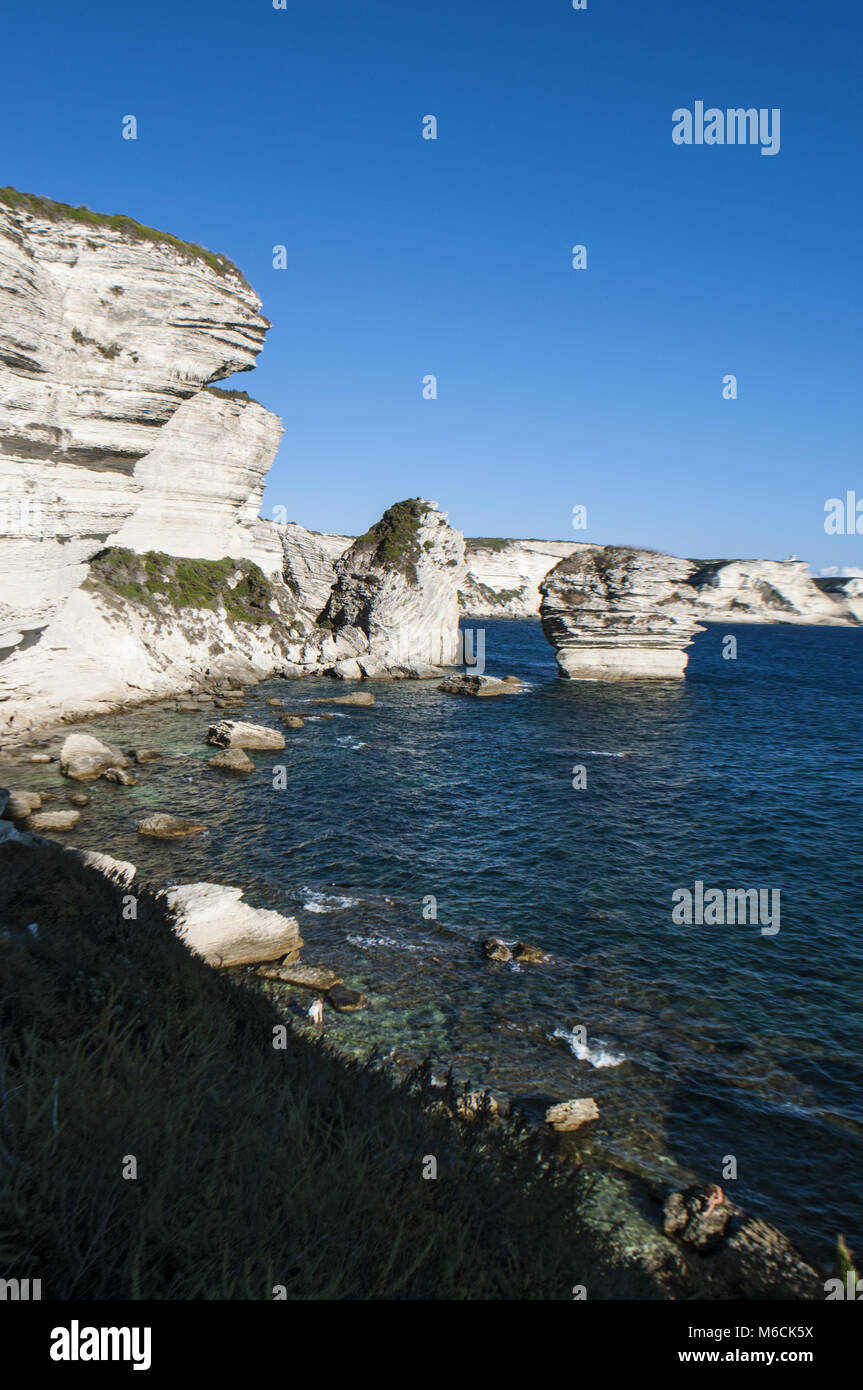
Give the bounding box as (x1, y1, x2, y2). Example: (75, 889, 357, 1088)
(0, 839, 645, 1301)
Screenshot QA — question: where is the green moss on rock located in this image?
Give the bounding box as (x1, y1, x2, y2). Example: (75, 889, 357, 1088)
(355, 498, 426, 579)
(88, 548, 275, 625)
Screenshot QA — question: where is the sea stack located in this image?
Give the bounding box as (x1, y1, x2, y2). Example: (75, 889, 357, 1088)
(539, 545, 704, 679)
(316, 498, 466, 678)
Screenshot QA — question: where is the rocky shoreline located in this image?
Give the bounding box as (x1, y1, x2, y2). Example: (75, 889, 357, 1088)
(0, 701, 832, 1299)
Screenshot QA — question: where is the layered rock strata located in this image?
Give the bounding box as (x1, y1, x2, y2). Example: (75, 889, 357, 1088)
(317, 499, 466, 678)
(461, 539, 581, 617)
(690, 559, 862, 625)
(540, 546, 704, 679)
(0, 190, 270, 653)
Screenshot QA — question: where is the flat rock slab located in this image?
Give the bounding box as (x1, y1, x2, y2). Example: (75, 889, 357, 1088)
(26, 809, 81, 832)
(208, 748, 255, 773)
(309, 691, 375, 707)
(545, 1098, 599, 1132)
(256, 962, 343, 991)
(3, 790, 42, 820)
(60, 733, 129, 781)
(206, 720, 285, 750)
(64, 848, 137, 886)
(326, 984, 369, 1012)
(136, 813, 207, 838)
(438, 675, 522, 698)
(163, 882, 303, 968)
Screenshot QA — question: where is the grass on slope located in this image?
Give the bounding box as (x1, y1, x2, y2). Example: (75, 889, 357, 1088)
(0, 187, 247, 285)
(0, 840, 643, 1301)
(88, 548, 276, 626)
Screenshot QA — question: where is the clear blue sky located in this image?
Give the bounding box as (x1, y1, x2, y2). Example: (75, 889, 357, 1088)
(4, 0, 861, 569)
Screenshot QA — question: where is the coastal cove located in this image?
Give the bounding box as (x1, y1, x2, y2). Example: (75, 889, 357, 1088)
(8, 617, 863, 1267)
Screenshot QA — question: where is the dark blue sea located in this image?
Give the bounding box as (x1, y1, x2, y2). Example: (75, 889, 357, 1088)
(51, 619, 863, 1263)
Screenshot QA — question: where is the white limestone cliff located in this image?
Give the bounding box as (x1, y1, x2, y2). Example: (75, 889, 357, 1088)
(0, 191, 269, 653)
(463, 542, 861, 626)
(540, 546, 704, 679)
(461, 539, 581, 617)
(277, 522, 353, 614)
(689, 559, 861, 625)
(113, 388, 283, 567)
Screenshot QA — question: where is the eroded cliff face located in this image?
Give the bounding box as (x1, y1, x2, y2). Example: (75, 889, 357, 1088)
(112, 388, 284, 566)
(540, 546, 704, 679)
(318, 500, 466, 677)
(0, 556, 313, 729)
(461, 539, 581, 617)
(277, 523, 353, 615)
(462, 542, 862, 626)
(0, 192, 270, 652)
(689, 559, 861, 625)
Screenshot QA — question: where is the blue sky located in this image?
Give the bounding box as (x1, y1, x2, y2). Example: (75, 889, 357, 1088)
(4, 0, 861, 569)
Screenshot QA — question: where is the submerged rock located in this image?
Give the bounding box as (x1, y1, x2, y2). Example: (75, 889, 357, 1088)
(438, 674, 522, 697)
(545, 1098, 599, 1132)
(163, 882, 303, 967)
(102, 767, 137, 786)
(280, 715, 305, 730)
(206, 720, 285, 750)
(326, 984, 369, 1012)
(512, 941, 547, 963)
(60, 733, 128, 781)
(309, 691, 375, 707)
(136, 813, 207, 838)
(26, 808, 82, 832)
(66, 791, 91, 807)
(481, 937, 512, 962)
(2, 790, 42, 820)
(208, 747, 255, 773)
(127, 748, 163, 763)
(257, 962, 343, 991)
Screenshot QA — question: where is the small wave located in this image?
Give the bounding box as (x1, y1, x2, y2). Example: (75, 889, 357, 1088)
(347, 933, 423, 952)
(580, 750, 628, 758)
(553, 1026, 626, 1068)
(301, 889, 360, 913)
(336, 735, 367, 750)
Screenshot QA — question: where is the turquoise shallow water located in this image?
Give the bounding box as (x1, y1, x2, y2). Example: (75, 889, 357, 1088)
(25, 619, 863, 1263)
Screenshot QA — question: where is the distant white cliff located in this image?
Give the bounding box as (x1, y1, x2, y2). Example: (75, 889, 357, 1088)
(464, 540, 862, 628)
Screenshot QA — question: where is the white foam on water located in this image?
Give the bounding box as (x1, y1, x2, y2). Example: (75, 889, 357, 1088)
(301, 889, 360, 913)
(552, 1026, 626, 1068)
(347, 933, 423, 952)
